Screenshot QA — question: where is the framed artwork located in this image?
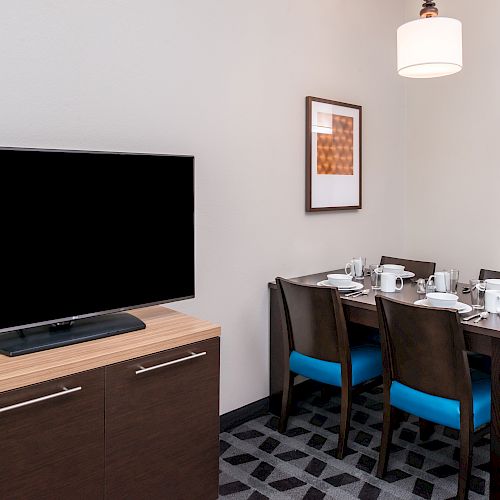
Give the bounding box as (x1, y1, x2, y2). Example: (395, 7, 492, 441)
(306, 96, 362, 211)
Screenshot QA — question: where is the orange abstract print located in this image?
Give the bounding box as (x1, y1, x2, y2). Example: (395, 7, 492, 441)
(316, 113, 354, 175)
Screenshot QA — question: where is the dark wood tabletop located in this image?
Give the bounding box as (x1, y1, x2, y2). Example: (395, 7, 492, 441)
(269, 269, 500, 337)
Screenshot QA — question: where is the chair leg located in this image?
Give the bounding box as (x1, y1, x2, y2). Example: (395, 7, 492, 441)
(419, 418, 435, 441)
(391, 407, 404, 430)
(336, 384, 352, 459)
(278, 372, 294, 433)
(377, 402, 395, 478)
(458, 426, 473, 500)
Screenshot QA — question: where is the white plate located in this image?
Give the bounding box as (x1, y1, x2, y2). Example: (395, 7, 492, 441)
(378, 270, 415, 279)
(414, 299, 472, 314)
(317, 280, 358, 290)
(332, 281, 358, 290)
(317, 281, 364, 292)
(399, 271, 415, 279)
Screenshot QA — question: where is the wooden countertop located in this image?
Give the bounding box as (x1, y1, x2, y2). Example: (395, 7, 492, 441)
(0, 306, 220, 393)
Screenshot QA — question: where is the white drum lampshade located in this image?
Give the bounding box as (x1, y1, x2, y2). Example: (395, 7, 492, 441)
(397, 17, 462, 78)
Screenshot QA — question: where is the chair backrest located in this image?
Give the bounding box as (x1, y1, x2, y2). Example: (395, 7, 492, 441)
(479, 268, 500, 280)
(375, 296, 471, 402)
(276, 277, 349, 364)
(380, 256, 435, 279)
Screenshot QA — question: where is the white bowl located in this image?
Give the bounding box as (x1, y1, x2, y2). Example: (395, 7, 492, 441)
(486, 279, 500, 291)
(382, 264, 405, 275)
(426, 292, 459, 308)
(327, 274, 353, 287)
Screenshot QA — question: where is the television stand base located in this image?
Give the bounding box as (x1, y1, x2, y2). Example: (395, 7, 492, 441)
(0, 312, 146, 356)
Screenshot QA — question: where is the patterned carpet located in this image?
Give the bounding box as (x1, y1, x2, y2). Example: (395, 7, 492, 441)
(219, 386, 489, 499)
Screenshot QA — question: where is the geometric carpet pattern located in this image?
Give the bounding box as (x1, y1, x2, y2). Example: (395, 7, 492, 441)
(219, 386, 489, 499)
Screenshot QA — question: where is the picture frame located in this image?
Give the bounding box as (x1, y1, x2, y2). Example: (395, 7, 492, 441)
(306, 96, 362, 211)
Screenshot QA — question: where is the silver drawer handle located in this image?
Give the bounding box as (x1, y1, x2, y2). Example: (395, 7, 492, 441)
(0, 386, 82, 414)
(135, 351, 207, 375)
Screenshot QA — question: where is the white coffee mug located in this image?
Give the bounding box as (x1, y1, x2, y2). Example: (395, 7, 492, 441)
(381, 272, 404, 293)
(345, 257, 364, 278)
(486, 279, 500, 291)
(485, 290, 500, 314)
(428, 271, 450, 293)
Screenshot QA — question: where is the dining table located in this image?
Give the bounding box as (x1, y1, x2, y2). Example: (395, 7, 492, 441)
(268, 270, 500, 499)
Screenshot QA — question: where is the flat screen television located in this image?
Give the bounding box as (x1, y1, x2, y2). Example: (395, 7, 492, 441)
(0, 148, 194, 356)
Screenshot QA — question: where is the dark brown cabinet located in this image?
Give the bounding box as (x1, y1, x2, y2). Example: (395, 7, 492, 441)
(0, 368, 105, 500)
(105, 338, 220, 500)
(0, 337, 219, 500)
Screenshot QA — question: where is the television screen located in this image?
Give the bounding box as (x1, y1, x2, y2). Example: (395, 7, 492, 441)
(0, 148, 194, 333)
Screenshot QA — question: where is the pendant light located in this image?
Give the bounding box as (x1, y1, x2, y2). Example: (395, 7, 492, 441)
(397, 1, 462, 78)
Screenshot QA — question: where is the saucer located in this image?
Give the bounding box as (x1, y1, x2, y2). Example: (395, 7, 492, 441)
(318, 280, 358, 290)
(414, 299, 472, 314)
(378, 271, 415, 279)
(332, 281, 358, 289)
(317, 281, 364, 292)
(399, 271, 415, 279)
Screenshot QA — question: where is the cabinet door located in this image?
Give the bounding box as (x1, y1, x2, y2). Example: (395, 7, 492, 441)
(0, 368, 104, 500)
(105, 337, 220, 500)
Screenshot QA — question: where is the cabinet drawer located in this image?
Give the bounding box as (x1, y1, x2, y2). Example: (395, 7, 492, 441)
(0, 368, 105, 500)
(105, 337, 220, 500)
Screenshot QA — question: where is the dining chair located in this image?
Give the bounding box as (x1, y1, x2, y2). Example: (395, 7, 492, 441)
(375, 296, 490, 499)
(380, 256, 435, 278)
(479, 268, 500, 280)
(275, 277, 382, 459)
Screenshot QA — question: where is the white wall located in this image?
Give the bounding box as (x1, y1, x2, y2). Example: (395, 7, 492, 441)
(404, 0, 500, 280)
(0, 1, 407, 414)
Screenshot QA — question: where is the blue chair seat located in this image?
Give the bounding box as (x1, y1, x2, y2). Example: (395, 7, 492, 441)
(289, 345, 382, 388)
(390, 370, 491, 430)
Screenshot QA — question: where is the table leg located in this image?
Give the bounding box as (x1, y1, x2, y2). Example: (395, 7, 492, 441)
(269, 286, 284, 415)
(491, 337, 500, 500)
